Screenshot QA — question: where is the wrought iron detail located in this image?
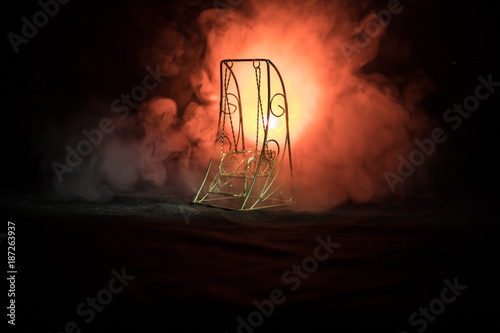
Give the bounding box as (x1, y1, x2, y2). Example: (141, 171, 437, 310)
(192, 59, 294, 210)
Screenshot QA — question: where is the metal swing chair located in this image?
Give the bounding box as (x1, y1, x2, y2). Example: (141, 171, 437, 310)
(193, 59, 294, 210)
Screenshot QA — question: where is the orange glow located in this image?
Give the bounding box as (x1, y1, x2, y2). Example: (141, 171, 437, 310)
(56, 1, 434, 209)
(192, 0, 434, 210)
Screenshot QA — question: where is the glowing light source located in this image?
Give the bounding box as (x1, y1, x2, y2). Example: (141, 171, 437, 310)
(268, 115, 280, 130)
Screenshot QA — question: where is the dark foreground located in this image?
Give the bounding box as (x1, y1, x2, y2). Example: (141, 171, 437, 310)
(2, 189, 499, 333)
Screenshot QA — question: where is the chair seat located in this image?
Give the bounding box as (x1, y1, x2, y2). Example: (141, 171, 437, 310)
(220, 149, 276, 178)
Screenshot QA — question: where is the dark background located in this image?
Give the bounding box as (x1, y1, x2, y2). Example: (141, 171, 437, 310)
(1, 1, 500, 332)
(1, 0, 499, 193)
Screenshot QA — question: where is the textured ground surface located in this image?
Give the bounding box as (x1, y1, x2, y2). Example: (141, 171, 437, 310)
(2, 189, 499, 332)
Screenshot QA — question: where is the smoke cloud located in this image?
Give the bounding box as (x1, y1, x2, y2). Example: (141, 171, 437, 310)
(48, 0, 438, 211)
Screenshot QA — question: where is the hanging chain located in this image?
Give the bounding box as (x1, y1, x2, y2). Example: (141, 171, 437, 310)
(221, 62, 231, 155)
(227, 94, 238, 153)
(221, 61, 239, 155)
(254, 62, 265, 151)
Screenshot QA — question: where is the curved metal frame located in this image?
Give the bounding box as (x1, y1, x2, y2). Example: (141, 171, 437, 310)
(193, 59, 294, 210)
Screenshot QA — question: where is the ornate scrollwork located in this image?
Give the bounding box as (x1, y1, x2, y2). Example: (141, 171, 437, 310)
(270, 93, 286, 118)
(193, 59, 294, 210)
